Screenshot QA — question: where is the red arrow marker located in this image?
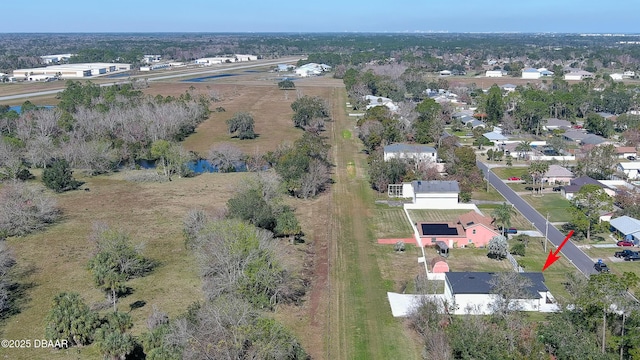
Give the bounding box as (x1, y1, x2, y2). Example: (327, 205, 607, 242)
(542, 230, 574, 271)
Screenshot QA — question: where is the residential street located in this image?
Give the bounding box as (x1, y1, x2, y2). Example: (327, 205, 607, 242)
(477, 161, 598, 276)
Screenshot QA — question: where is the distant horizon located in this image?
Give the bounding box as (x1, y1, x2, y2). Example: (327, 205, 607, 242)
(2, 31, 640, 36)
(2, 0, 638, 34)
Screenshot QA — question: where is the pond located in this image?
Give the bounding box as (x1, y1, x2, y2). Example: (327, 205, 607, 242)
(134, 159, 247, 174)
(7, 105, 55, 114)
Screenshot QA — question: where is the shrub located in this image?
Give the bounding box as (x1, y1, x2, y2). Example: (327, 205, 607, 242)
(42, 159, 82, 192)
(510, 242, 526, 256)
(0, 182, 60, 237)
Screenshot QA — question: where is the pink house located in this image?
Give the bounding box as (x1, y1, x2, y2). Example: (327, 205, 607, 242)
(417, 211, 500, 248)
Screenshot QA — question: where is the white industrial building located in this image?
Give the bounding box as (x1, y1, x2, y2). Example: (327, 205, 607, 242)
(13, 63, 131, 80)
(195, 54, 258, 65)
(521, 68, 554, 79)
(40, 54, 75, 64)
(485, 70, 506, 77)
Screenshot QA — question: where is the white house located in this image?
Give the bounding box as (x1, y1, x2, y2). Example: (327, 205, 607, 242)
(615, 146, 637, 159)
(295, 63, 331, 77)
(617, 162, 640, 179)
(444, 272, 556, 315)
(542, 165, 574, 184)
(543, 118, 572, 131)
(364, 95, 398, 112)
(383, 143, 436, 163)
(399, 180, 459, 208)
(485, 70, 506, 77)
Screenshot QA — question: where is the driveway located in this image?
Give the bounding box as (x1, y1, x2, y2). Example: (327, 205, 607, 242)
(477, 161, 597, 276)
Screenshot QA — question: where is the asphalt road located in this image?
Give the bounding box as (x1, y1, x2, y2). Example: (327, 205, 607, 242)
(477, 161, 598, 276)
(0, 57, 303, 102)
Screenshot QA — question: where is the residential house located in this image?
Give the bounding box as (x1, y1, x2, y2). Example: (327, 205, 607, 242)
(364, 95, 398, 112)
(563, 130, 608, 146)
(596, 112, 617, 121)
(444, 272, 555, 315)
(561, 176, 615, 200)
(543, 165, 574, 185)
(617, 162, 640, 179)
(500, 83, 517, 92)
(483, 131, 508, 143)
(407, 180, 459, 207)
(581, 134, 610, 146)
(417, 210, 499, 248)
(383, 143, 436, 163)
(543, 118, 572, 131)
(610, 216, 640, 245)
(564, 70, 594, 81)
(469, 119, 486, 129)
(615, 146, 637, 159)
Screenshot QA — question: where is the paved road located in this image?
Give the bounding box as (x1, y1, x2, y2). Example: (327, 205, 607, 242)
(477, 161, 597, 276)
(0, 57, 303, 102)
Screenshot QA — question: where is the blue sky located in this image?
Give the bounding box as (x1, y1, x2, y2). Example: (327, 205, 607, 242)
(1, 0, 638, 33)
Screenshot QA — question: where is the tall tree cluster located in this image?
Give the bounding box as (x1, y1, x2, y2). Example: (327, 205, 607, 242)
(0, 81, 209, 176)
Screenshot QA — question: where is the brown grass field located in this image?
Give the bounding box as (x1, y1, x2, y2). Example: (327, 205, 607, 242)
(0, 74, 340, 359)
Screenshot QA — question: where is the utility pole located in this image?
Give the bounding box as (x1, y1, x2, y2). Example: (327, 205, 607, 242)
(545, 212, 550, 253)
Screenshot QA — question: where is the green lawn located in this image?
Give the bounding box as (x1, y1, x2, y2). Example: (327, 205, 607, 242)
(477, 204, 535, 230)
(472, 186, 505, 202)
(491, 167, 531, 180)
(434, 248, 512, 272)
(407, 209, 471, 223)
(373, 205, 413, 238)
(520, 193, 573, 223)
(509, 236, 577, 303)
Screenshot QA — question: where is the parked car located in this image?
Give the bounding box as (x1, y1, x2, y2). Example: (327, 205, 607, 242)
(552, 186, 562, 192)
(508, 177, 521, 181)
(615, 250, 639, 258)
(617, 240, 635, 247)
(594, 260, 610, 273)
(506, 228, 518, 234)
(624, 254, 640, 261)
(627, 156, 637, 161)
(525, 186, 534, 191)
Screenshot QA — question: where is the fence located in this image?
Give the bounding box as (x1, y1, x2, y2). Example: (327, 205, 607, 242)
(506, 253, 524, 272)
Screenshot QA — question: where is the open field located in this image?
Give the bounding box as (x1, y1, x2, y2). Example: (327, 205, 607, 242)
(491, 166, 531, 180)
(0, 73, 339, 359)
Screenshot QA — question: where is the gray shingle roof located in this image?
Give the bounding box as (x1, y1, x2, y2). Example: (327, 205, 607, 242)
(412, 180, 459, 193)
(445, 272, 548, 298)
(384, 143, 436, 154)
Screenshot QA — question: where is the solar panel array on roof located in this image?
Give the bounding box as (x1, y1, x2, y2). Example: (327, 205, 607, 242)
(421, 223, 459, 236)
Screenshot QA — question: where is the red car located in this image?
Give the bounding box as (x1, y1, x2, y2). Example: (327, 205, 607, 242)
(617, 240, 635, 247)
(508, 177, 521, 181)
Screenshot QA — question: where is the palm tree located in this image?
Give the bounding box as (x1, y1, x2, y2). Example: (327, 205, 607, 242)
(528, 161, 550, 196)
(515, 140, 532, 160)
(492, 202, 516, 236)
